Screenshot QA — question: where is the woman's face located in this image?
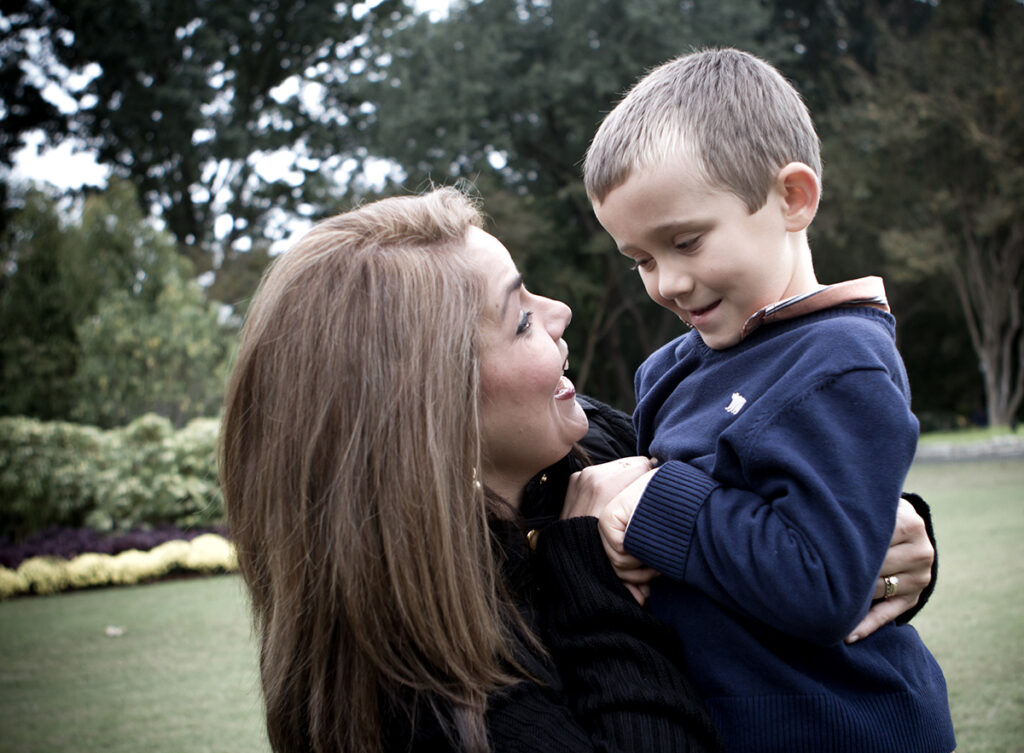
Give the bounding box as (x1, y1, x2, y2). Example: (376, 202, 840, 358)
(462, 227, 589, 505)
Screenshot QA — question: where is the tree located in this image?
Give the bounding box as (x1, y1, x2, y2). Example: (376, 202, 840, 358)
(825, 0, 1024, 427)
(0, 0, 408, 276)
(1, 179, 231, 425)
(0, 189, 78, 419)
(72, 270, 233, 428)
(347, 0, 792, 408)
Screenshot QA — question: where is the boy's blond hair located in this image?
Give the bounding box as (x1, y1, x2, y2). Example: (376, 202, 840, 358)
(584, 48, 821, 213)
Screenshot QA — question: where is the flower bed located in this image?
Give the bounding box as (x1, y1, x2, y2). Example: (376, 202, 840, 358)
(0, 529, 236, 600)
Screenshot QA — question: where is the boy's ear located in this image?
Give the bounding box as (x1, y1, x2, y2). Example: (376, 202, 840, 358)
(775, 162, 820, 232)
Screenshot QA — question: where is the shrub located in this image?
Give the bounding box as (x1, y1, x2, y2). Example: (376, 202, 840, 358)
(0, 417, 107, 539)
(0, 414, 224, 539)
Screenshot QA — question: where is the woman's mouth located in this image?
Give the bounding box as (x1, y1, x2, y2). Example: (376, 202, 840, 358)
(554, 355, 575, 400)
(554, 375, 576, 400)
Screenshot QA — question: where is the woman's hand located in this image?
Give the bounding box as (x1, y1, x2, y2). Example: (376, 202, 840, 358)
(564, 458, 659, 604)
(562, 456, 654, 519)
(846, 496, 935, 643)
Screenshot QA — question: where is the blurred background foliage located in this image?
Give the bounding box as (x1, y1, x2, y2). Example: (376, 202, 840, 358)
(1, 0, 1022, 442)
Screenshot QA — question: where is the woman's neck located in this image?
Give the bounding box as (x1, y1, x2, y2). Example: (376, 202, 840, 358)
(482, 467, 526, 512)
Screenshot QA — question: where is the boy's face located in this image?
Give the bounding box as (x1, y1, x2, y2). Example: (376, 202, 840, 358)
(593, 158, 811, 350)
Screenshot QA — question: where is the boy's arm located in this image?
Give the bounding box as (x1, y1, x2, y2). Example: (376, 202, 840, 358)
(623, 368, 918, 646)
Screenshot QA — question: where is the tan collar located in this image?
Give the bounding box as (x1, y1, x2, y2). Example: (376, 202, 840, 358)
(740, 276, 889, 340)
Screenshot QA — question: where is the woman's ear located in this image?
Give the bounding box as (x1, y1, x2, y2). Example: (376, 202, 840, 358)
(776, 162, 820, 232)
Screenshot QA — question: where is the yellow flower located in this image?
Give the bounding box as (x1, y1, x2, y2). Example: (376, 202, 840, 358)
(66, 553, 116, 588)
(17, 557, 69, 595)
(0, 566, 29, 600)
(184, 534, 237, 572)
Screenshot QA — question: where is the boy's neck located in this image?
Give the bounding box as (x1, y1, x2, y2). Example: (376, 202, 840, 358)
(780, 233, 821, 301)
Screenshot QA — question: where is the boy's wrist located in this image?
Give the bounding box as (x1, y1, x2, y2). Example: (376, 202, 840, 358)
(623, 461, 718, 581)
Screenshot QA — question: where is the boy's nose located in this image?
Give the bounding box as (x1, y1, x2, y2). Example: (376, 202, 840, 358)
(657, 266, 694, 300)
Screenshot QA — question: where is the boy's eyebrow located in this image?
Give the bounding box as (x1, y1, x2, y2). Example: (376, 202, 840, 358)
(499, 274, 524, 319)
(616, 219, 710, 254)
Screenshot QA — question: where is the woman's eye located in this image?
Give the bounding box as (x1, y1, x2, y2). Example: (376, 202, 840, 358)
(516, 310, 533, 335)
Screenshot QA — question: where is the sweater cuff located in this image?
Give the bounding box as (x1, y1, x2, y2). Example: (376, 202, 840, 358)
(623, 460, 718, 580)
(895, 491, 938, 624)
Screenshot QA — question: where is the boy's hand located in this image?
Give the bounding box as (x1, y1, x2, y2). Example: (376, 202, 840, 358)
(598, 469, 660, 604)
(845, 496, 935, 643)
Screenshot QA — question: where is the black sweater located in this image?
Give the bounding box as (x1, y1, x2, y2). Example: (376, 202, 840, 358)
(383, 396, 725, 752)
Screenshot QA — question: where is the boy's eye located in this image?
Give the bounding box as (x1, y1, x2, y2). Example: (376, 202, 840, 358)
(629, 257, 652, 271)
(674, 236, 701, 252)
(516, 310, 533, 335)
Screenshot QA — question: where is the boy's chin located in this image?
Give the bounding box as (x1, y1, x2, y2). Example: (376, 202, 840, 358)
(695, 327, 743, 350)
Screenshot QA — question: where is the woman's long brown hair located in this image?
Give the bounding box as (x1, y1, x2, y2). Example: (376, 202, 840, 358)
(219, 189, 525, 753)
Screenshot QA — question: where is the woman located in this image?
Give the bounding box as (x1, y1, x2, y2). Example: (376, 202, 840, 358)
(219, 188, 935, 753)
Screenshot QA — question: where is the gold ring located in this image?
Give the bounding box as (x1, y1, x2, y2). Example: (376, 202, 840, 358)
(883, 575, 899, 599)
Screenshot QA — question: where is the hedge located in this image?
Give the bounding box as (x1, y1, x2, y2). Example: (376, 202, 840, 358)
(0, 413, 223, 540)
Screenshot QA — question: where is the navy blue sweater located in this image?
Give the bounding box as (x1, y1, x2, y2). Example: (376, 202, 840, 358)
(626, 307, 955, 753)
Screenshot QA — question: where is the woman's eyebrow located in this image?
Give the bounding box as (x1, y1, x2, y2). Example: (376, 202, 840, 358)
(499, 274, 524, 319)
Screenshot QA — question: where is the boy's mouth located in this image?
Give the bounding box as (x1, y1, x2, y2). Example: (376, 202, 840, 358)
(686, 300, 720, 324)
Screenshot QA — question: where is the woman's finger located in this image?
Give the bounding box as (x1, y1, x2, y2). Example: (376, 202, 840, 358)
(562, 457, 654, 519)
(846, 594, 918, 643)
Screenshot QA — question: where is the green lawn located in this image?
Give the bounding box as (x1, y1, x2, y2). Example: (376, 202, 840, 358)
(0, 575, 268, 753)
(906, 458, 1024, 753)
(1, 457, 1021, 753)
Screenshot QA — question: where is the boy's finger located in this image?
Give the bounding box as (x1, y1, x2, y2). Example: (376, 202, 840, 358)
(608, 550, 644, 572)
(625, 582, 648, 605)
(618, 566, 660, 585)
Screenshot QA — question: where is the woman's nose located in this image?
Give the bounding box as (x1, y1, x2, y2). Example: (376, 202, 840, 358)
(541, 297, 572, 338)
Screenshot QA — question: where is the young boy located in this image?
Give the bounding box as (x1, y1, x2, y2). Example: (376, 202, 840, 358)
(582, 49, 955, 753)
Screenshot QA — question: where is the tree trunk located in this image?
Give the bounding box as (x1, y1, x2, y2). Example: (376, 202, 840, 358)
(947, 216, 1024, 427)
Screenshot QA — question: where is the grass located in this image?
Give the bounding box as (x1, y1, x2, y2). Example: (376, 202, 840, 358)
(0, 575, 268, 753)
(0, 455, 1021, 753)
(906, 457, 1024, 753)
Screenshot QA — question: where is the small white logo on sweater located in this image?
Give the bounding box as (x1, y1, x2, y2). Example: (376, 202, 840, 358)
(725, 393, 747, 415)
